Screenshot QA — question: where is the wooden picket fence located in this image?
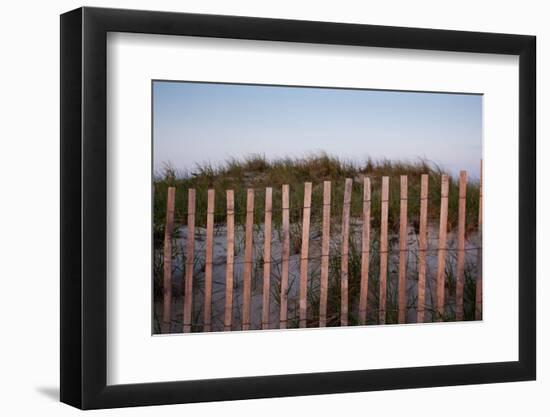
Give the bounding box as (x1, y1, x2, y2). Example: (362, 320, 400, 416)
(160, 164, 483, 333)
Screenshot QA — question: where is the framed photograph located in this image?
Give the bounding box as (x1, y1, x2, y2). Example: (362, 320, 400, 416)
(60, 6, 536, 409)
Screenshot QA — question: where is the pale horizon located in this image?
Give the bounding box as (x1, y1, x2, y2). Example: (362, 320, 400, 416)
(153, 81, 482, 179)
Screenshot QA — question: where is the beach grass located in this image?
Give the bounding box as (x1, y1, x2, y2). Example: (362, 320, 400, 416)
(153, 153, 480, 240)
(152, 153, 481, 325)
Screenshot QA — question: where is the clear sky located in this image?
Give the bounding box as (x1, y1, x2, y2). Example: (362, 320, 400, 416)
(153, 81, 482, 178)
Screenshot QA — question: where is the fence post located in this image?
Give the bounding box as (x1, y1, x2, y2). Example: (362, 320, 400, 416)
(299, 182, 312, 328)
(262, 187, 273, 330)
(359, 177, 371, 325)
(455, 171, 467, 321)
(475, 160, 483, 320)
(398, 175, 408, 324)
(379, 177, 389, 324)
(203, 189, 215, 332)
(319, 181, 331, 327)
(183, 189, 196, 333)
(340, 178, 353, 326)
(224, 190, 235, 331)
(242, 189, 254, 330)
(436, 175, 449, 321)
(417, 174, 429, 323)
(162, 186, 176, 333)
(280, 184, 290, 329)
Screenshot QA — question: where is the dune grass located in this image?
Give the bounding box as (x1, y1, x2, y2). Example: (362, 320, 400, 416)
(153, 153, 482, 327)
(154, 153, 480, 240)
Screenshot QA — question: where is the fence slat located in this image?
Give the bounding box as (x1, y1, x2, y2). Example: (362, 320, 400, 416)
(340, 178, 353, 326)
(203, 189, 215, 332)
(476, 160, 483, 320)
(417, 174, 429, 323)
(183, 189, 196, 333)
(162, 186, 176, 333)
(455, 171, 468, 321)
(379, 177, 389, 324)
(359, 177, 371, 325)
(262, 187, 273, 330)
(299, 182, 312, 328)
(436, 175, 449, 321)
(319, 181, 331, 327)
(280, 184, 290, 329)
(398, 175, 408, 324)
(224, 190, 235, 331)
(242, 189, 254, 330)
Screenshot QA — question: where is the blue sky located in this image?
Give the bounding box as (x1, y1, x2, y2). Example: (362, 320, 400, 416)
(153, 81, 482, 178)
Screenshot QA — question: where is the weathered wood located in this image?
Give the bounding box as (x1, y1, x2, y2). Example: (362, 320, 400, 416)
(379, 177, 389, 324)
(224, 190, 235, 331)
(398, 175, 408, 324)
(417, 174, 429, 323)
(162, 186, 176, 333)
(358, 177, 371, 325)
(242, 189, 254, 330)
(262, 187, 273, 330)
(476, 160, 483, 320)
(280, 184, 290, 329)
(183, 189, 196, 333)
(299, 182, 312, 328)
(455, 171, 468, 321)
(203, 189, 215, 332)
(436, 175, 449, 321)
(319, 181, 331, 327)
(340, 178, 353, 326)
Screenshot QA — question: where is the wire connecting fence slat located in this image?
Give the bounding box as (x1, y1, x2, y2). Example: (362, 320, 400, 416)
(242, 189, 254, 331)
(183, 189, 196, 333)
(299, 182, 312, 328)
(436, 175, 449, 321)
(455, 171, 468, 321)
(340, 178, 353, 326)
(162, 186, 176, 333)
(319, 181, 331, 327)
(262, 187, 273, 330)
(224, 190, 235, 331)
(398, 175, 408, 324)
(417, 174, 429, 323)
(203, 189, 215, 332)
(280, 185, 290, 329)
(358, 177, 371, 325)
(379, 176, 389, 325)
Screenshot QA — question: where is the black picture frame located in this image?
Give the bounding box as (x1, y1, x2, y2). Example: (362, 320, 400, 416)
(60, 6, 536, 410)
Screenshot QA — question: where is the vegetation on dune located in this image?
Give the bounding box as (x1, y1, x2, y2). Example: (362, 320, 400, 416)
(153, 153, 480, 237)
(153, 154, 482, 328)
